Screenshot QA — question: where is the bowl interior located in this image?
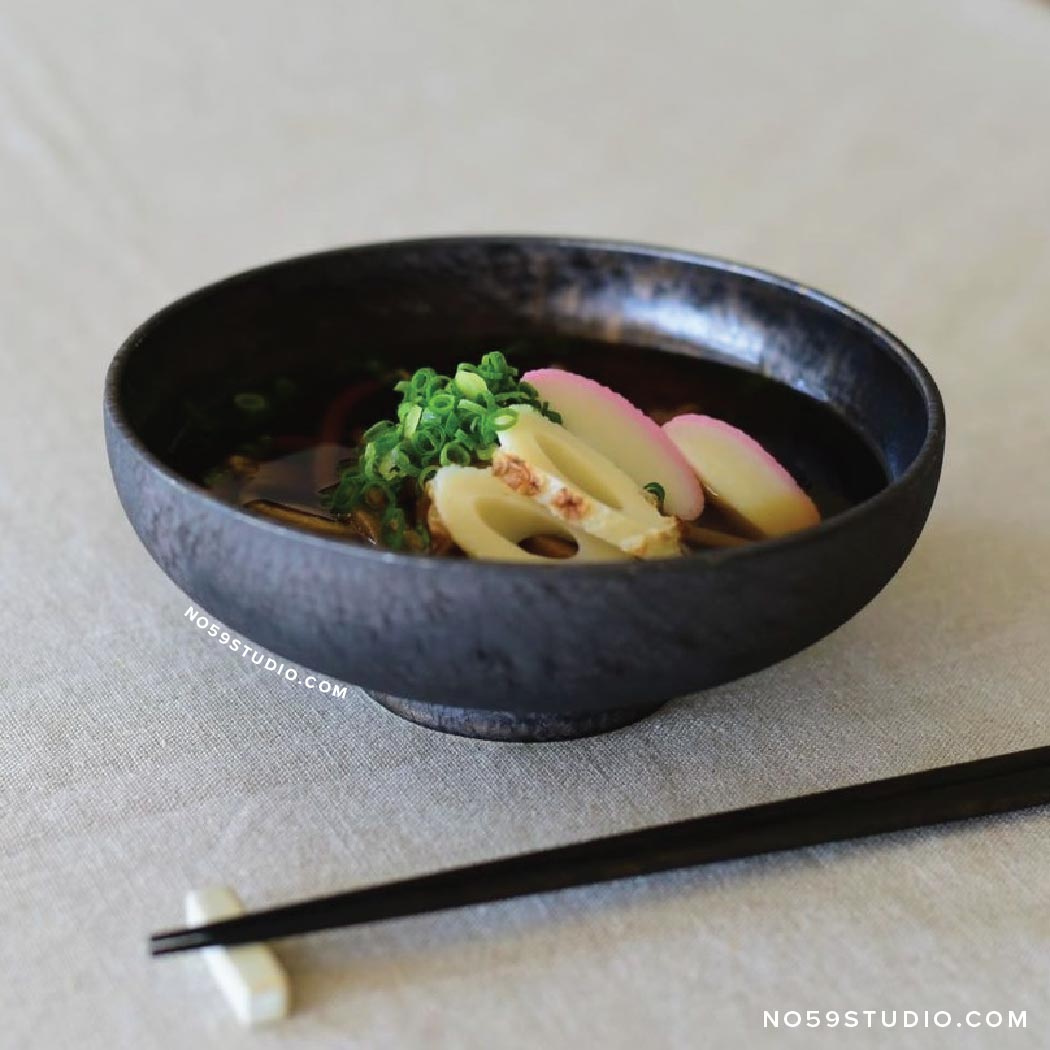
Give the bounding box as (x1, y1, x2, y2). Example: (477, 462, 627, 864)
(114, 238, 933, 522)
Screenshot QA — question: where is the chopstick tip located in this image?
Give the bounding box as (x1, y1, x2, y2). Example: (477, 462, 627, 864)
(149, 927, 212, 957)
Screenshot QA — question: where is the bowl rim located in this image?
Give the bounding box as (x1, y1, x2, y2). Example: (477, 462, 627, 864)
(103, 234, 946, 579)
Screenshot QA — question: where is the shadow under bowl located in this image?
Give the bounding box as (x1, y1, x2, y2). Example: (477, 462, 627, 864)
(104, 236, 945, 741)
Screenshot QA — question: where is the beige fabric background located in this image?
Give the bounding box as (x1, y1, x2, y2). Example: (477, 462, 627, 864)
(2, 1, 1049, 1047)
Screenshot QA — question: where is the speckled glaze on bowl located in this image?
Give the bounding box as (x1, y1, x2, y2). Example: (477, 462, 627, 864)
(103, 237, 945, 741)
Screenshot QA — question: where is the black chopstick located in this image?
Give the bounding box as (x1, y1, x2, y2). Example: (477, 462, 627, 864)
(150, 744, 1050, 957)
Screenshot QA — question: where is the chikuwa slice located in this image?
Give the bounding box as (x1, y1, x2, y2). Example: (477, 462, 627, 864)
(494, 406, 681, 558)
(663, 414, 821, 538)
(522, 368, 704, 519)
(428, 466, 627, 563)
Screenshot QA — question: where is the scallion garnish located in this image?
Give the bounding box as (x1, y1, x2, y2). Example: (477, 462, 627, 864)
(643, 481, 666, 511)
(233, 392, 269, 413)
(328, 351, 562, 547)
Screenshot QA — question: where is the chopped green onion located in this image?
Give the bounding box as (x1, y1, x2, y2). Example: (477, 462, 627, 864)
(428, 391, 456, 415)
(643, 481, 666, 511)
(402, 404, 423, 438)
(457, 399, 486, 417)
(329, 350, 564, 547)
(363, 419, 396, 442)
(455, 367, 488, 398)
(440, 442, 471, 467)
(233, 392, 268, 413)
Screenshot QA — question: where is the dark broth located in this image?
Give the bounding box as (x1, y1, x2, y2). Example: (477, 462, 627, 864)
(189, 340, 888, 550)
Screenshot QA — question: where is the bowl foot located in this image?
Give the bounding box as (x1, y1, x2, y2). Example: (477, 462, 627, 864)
(365, 692, 664, 741)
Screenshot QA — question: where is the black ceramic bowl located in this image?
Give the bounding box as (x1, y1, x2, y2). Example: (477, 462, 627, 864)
(104, 237, 944, 740)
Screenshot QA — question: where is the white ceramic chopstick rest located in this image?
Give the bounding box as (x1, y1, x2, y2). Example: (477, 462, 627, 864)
(184, 886, 290, 1026)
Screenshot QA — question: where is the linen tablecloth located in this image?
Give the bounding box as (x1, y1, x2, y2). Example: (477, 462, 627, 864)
(3, 1, 1049, 1046)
